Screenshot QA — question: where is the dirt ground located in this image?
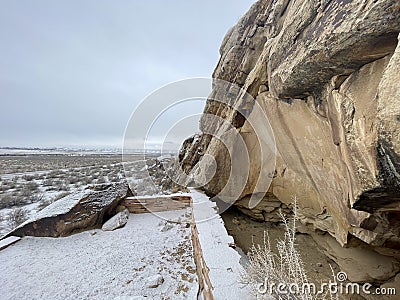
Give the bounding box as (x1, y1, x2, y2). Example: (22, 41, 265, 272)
(221, 207, 341, 287)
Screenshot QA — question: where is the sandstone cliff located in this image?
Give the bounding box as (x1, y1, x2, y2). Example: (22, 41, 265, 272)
(178, 0, 400, 282)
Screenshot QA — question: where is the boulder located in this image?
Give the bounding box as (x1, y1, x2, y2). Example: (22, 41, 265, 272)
(3, 183, 130, 238)
(145, 274, 164, 288)
(102, 209, 129, 231)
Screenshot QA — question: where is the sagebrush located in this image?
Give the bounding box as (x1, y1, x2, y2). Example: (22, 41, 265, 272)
(242, 197, 328, 300)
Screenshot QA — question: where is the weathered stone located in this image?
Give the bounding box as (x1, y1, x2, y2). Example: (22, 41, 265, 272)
(235, 193, 291, 222)
(102, 209, 129, 231)
(145, 274, 164, 288)
(380, 273, 400, 300)
(160, 222, 173, 232)
(312, 233, 400, 283)
(3, 183, 130, 238)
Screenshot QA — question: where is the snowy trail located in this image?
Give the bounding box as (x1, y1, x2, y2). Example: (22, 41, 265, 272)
(0, 210, 198, 300)
(190, 189, 252, 299)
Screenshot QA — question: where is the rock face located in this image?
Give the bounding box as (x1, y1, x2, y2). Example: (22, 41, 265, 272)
(235, 193, 291, 223)
(312, 233, 400, 282)
(4, 184, 131, 238)
(177, 0, 400, 282)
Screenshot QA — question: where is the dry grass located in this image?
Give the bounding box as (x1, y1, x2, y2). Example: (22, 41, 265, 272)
(7, 207, 28, 229)
(241, 197, 330, 300)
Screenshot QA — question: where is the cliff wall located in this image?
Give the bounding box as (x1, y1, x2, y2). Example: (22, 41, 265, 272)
(178, 0, 400, 282)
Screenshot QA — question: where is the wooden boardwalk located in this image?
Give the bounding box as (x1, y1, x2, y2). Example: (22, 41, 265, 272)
(123, 195, 192, 213)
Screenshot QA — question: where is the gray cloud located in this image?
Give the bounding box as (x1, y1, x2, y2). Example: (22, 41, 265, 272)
(0, 0, 254, 148)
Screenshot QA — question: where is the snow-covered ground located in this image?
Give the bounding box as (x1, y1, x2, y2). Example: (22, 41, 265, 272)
(0, 169, 253, 300)
(0, 209, 198, 300)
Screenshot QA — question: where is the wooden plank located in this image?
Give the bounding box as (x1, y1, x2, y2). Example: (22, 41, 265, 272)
(191, 212, 215, 300)
(123, 195, 192, 214)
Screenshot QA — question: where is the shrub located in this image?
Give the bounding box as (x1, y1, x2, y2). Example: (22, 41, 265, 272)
(52, 180, 68, 191)
(43, 178, 54, 186)
(0, 193, 24, 209)
(22, 174, 35, 181)
(241, 197, 321, 300)
(47, 170, 63, 178)
(31, 193, 44, 203)
(81, 177, 92, 185)
(58, 184, 70, 191)
(66, 176, 80, 185)
(25, 181, 39, 190)
(36, 174, 45, 180)
(96, 176, 106, 184)
(108, 174, 119, 182)
(20, 182, 39, 198)
(7, 207, 29, 229)
(1, 180, 16, 191)
(53, 191, 71, 201)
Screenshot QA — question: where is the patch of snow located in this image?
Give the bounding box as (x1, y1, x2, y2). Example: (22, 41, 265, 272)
(190, 188, 252, 300)
(0, 210, 198, 300)
(19, 190, 90, 226)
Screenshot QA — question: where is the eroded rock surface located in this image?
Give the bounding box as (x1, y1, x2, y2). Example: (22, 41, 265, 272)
(177, 0, 400, 283)
(3, 183, 131, 238)
(235, 193, 291, 223)
(312, 233, 400, 282)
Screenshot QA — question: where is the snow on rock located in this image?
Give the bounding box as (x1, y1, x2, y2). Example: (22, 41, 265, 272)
(0, 236, 21, 251)
(102, 209, 129, 231)
(3, 183, 130, 238)
(190, 188, 252, 300)
(0, 210, 198, 300)
(145, 274, 164, 288)
(160, 222, 174, 232)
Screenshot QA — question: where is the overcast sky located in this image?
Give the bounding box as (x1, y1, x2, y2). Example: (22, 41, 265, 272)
(0, 0, 254, 148)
